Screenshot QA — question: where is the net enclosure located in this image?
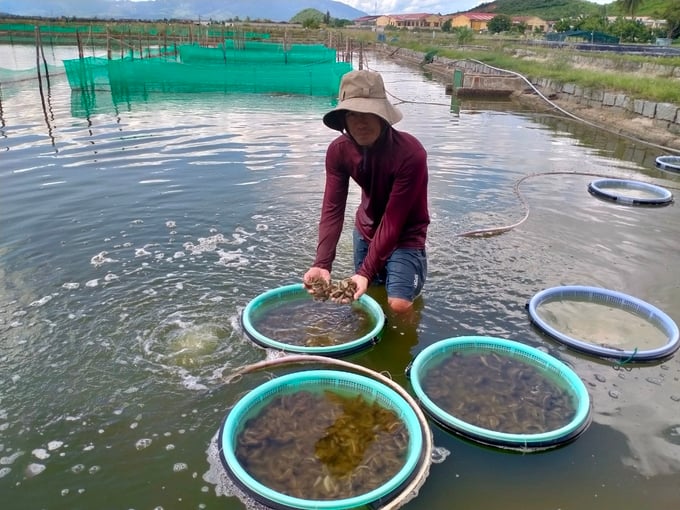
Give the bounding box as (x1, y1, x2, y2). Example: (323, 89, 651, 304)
(63, 39, 351, 97)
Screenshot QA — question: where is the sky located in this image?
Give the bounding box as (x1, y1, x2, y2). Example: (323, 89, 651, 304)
(341, 1, 613, 15)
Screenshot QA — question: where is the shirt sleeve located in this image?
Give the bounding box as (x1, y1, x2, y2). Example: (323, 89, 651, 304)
(312, 141, 350, 271)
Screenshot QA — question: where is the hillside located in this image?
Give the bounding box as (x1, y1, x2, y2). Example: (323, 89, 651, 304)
(0, 0, 367, 23)
(469, 0, 675, 19)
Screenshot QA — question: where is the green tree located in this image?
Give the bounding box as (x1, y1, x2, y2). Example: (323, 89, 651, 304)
(579, 14, 608, 32)
(617, 0, 644, 18)
(302, 18, 319, 29)
(610, 17, 653, 42)
(553, 18, 574, 32)
(487, 14, 513, 33)
(662, 0, 680, 39)
(324, 10, 330, 25)
(455, 26, 474, 44)
(512, 21, 528, 34)
(441, 18, 452, 33)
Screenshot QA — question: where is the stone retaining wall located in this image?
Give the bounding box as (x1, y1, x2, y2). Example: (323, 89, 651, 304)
(379, 45, 680, 136)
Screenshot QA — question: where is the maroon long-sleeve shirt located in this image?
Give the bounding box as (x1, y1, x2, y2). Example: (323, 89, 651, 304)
(313, 127, 430, 282)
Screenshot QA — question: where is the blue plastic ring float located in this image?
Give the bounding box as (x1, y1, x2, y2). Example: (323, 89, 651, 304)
(408, 336, 592, 451)
(528, 285, 680, 361)
(655, 155, 680, 173)
(241, 283, 385, 356)
(587, 178, 673, 206)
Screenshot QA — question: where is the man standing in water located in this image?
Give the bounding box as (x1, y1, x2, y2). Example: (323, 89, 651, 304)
(303, 70, 430, 314)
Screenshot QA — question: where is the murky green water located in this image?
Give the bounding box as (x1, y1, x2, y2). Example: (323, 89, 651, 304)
(1, 44, 679, 509)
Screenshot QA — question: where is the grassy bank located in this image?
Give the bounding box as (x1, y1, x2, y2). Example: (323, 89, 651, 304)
(369, 32, 680, 105)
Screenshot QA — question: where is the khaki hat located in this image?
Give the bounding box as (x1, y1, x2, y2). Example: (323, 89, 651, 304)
(323, 70, 403, 131)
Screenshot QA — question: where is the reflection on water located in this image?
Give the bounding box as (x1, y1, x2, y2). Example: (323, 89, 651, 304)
(1, 45, 680, 509)
(537, 299, 670, 350)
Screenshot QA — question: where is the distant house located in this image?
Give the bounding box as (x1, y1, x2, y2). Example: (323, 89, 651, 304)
(513, 16, 549, 33)
(354, 15, 380, 27)
(449, 13, 496, 32)
(448, 12, 548, 33)
(366, 11, 549, 33)
(375, 13, 443, 30)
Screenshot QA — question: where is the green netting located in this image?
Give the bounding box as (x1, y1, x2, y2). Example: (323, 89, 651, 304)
(179, 41, 338, 65)
(221, 31, 270, 39)
(63, 56, 113, 90)
(61, 41, 350, 97)
(106, 59, 351, 96)
(0, 23, 105, 33)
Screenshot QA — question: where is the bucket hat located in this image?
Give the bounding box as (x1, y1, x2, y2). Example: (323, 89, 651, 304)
(323, 70, 403, 131)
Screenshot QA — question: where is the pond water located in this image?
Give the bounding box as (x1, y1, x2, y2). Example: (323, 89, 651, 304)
(1, 44, 680, 509)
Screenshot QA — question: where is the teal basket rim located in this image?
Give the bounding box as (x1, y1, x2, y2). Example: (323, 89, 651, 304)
(241, 283, 385, 355)
(409, 336, 592, 448)
(219, 369, 424, 510)
(528, 285, 680, 361)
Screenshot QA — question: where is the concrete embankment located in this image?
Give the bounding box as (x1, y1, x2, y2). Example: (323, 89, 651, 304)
(377, 45, 680, 151)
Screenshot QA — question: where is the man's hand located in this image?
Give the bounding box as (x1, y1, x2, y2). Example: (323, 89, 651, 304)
(303, 267, 330, 293)
(350, 274, 369, 301)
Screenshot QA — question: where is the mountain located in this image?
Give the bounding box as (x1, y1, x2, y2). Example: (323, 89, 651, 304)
(469, 0, 676, 19)
(0, 0, 368, 22)
(469, 1, 610, 19)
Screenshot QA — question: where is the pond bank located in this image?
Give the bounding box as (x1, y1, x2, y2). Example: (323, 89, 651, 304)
(377, 44, 680, 153)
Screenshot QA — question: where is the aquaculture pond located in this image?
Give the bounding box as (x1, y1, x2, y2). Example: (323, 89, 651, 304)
(1, 44, 679, 509)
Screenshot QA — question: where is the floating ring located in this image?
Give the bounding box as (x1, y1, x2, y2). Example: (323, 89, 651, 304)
(527, 285, 680, 361)
(587, 178, 672, 206)
(655, 155, 680, 173)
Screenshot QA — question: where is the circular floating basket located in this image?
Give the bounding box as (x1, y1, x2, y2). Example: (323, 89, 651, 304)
(219, 369, 425, 510)
(528, 285, 680, 362)
(241, 283, 385, 356)
(409, 336, 591, 451)
(587, 178, 673, 206)
(656, 155, 680, 173)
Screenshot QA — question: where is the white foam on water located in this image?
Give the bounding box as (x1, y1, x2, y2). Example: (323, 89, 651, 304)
(183, 234, 226, 255)
(85, 279, 99, 288)
(62, 282, 80, 290)
(25, 463, 46, 477)
(202, 433, 271, 510)
(215, 249, 248, 268)
(173, 462, 188, 472)
(90, 251, 117, 267)
(32, 448, 50, 460)
(135, 438, 152, 450)
(1, 451, 24, 465)
(29, 295, 53, 307)
(0, 467, 11, 478)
